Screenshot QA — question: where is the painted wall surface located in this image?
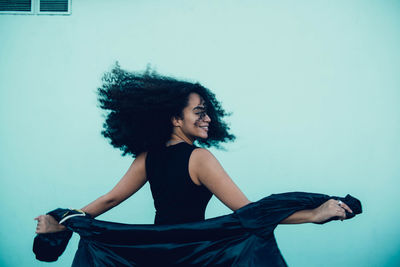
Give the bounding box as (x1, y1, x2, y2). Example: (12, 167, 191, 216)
(0, 1, 399, 266)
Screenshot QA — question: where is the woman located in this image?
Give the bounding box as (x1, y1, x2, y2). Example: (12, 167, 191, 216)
(34, 65, 356, 265)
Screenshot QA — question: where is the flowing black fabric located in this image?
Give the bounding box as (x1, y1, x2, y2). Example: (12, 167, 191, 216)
(33, 192, 362, 266)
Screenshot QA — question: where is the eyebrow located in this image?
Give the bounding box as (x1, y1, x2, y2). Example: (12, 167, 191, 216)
(193, 105, 206, 111)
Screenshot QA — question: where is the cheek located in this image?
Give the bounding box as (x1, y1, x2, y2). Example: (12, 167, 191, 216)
(190, 116, 200, 127)
(194, 119, 205, 128)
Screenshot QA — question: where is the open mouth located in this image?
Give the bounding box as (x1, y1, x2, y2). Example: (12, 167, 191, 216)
(199, 126, 209, 131)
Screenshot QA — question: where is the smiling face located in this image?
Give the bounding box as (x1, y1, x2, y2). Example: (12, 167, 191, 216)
(171, 92, 211, 143)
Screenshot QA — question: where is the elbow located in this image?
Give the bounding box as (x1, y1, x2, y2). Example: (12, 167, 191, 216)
(102, 194, 120, 208)
(231, 199, 252, 211)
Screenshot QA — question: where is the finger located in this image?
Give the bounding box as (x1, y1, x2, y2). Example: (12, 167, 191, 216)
(337, 208, 346, 219)
(340, 202, 353, 213)
(334, 208, 345, 217)
(35, 215, 45, 220)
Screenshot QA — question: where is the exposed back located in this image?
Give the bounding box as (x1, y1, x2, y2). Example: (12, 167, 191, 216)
(145, 142, 212, 224)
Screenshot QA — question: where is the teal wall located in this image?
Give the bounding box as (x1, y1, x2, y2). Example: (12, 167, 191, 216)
(1, 1, 399, 266)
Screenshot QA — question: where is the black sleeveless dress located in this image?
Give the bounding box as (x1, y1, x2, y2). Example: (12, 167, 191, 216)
(145, 142, 212, 225)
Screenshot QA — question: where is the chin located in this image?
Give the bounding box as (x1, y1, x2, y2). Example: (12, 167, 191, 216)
(194, 133, 208, 140)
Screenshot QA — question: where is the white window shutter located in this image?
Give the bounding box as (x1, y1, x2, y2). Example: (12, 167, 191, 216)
(39, 0, 69, 12)
(0, 0, 32, 12)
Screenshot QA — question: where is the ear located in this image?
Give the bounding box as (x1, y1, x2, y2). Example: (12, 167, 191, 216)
(171, 116, 183, 127)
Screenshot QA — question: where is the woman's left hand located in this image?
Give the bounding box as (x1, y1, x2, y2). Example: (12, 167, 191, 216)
(312, 199, 353, 223)
(34, 214, 66, 234)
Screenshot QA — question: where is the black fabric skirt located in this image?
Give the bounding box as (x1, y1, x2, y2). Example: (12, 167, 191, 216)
(33, 192, 362, 266)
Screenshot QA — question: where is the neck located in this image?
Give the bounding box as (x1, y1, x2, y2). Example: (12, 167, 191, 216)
(167, 131, 194, 146)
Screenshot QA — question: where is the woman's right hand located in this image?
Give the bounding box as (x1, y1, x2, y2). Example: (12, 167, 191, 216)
(34, 214, 66, 234)
(312, 199, 353, 223)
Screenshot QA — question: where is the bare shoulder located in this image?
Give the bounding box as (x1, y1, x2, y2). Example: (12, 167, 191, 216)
(190, 147, 251, 210)
(135, 151, 148, 162)
(127, 151, 148, 171)
(189, 148, 217, 185)
(189, 147, 222, 178)
(191, 147, 217, 164)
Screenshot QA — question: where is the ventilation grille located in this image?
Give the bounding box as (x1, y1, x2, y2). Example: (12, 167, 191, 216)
(40, 0, 68, 12)
(0, 0, 32, 11)
(0, 0, 70, 14)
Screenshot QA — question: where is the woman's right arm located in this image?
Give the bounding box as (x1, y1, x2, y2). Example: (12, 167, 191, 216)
(189, 149, 353, 224)
(34, 152, 148, 234)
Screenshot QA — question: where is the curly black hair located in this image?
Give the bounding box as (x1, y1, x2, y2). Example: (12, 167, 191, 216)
(97, 63, 235, 157)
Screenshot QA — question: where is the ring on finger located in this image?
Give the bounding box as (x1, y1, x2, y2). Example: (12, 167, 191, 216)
(337, 200, 343, 206)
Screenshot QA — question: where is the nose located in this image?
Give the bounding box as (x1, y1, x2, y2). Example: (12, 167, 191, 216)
(203, 114, 211, 123)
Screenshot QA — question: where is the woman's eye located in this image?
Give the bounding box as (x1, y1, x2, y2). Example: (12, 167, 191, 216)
(195, 112, 207, 119)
